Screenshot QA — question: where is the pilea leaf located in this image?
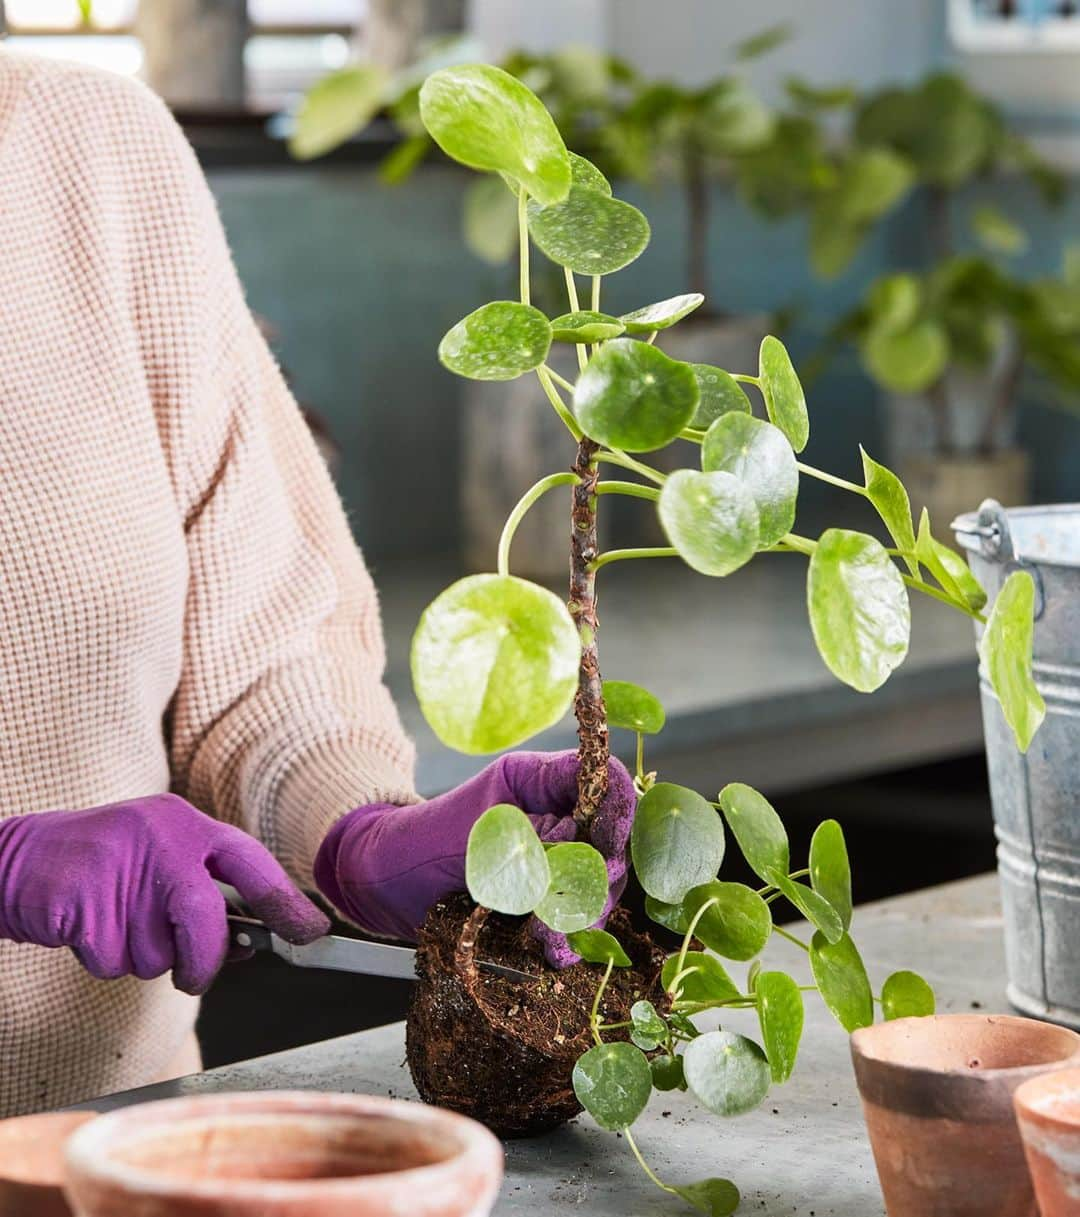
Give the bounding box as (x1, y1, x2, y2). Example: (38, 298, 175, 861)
(810, 931, 874, 1033)
(572, 1041, 653, 1130)
(419, 64, 571, 205)
(809, 820, 853, 932)
(683, 1030, 771, 1117)
(681, 882, 772, 961)
(651, 1054, 688, 1092)
(549, 311, 626, 344)
(620, 293, 705, 334)
(533, 842, 609, 933)
(662, 951, 740, 1004)
(701, 414, 798, 549)
(807, 529, 911, 693)
(569, 150, 611, 195)
(673, 1178, 741, 1217)
(756, 971, 804, 1083)
(766, 869, 844, 945)
(659, 470, 760, 577)
(411, 574, 579, 753)
(980, 570, 1045, 753)
(717, 783, 789, 882)
(462, 177, 519, 265)
(863, 319, 949, 394)
(631, 783, 726, 904)
(758, 336, 809, 453)
(438, 301, 552, 381)
(690, 364, 753, 429)
(915, 509, 987, 612)
(645, 895, 691, 935)
(290, 65, 388, 160)
(630, 1000, 668, 1051)
(861, 447, 917, 575)
(882, 970, 936, 1020)
(528, 187, 651, 276)
(574, 339, 699, 452)
(602, 679, 666, 734)
(566, 928, 632, 967)
(465, 804, 550, 915)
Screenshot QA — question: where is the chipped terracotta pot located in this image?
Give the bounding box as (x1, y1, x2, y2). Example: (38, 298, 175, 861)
(1015, 1066, 1080, 1216)
(851, 1013, 1080, 1217)
(63, 1091, 503, 1217)
(0, 1111, 98, 1217)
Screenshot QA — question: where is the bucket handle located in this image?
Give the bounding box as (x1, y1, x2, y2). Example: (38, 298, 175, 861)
(951, 499, 1046, 621)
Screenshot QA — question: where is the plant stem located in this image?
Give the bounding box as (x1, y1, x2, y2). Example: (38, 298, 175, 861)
(903, 572, 987, 623)
(635, 732, 645, 781)
(796, 462, 867, 496)
(518, 187, 530, 306)
(545, 366, 577, 394)
(536, 367, 584, 440)
(592, 275, 601, 312)
(624, 1129, 679, 1200)
(590, 547, 678, 572)
(564, 268, 587, 373)
(590, 957, 615, 1045)
(680, 428, 707, 443)
(777, 532, 817, 556)
(596, 480, 661, 502)
(570, 439, 609, 827)
(670, 897, 720, 997)
(732, 373, 760, 386)
(498, 472, 580, 576)
(594, 450, 667, 485)
(773, 925, 811, 952)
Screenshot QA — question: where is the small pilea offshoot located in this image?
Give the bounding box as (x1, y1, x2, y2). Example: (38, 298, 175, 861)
(408, 63, 1043, 1214)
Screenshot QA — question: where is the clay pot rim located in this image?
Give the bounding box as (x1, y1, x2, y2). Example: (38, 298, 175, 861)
(65, 1091, 503, 1203)
(0, 1110, 99, 1188)
(1014, 1066, 1080, 1132)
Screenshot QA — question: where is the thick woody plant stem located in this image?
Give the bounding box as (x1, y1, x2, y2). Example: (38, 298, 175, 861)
(570, 436, 609, 829)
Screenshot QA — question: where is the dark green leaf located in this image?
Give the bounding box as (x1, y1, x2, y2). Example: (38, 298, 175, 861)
(861, 447, 917, 574)
(645, 896, 691, 935)
(915, 509, 987, 611)
(673, 1178, 741, 1217)
(438, 301, 552, 381)
(290, 65, 387, 160)
(533, 842, 609, 933)
(566, 928, 632, 967)
(682, 882, 772, 961)
(980, 570, 1045, 752)
(717, 782, 789, 881)
(651, 1054, 687, 1092)
(702, 415, 798, 549)
(659, 470, 760, 577)
(662, 951, 740, 1004)
(758, 336, 809, 452)
(630, 1000, 668, 1051)
(766, 869, 844, 944)
(670, 1011, 702, 1040)
(810, 931, 874, 1032)
(620, 293, 705, 334)
(631, 783, 726, 904)
(465, 804, 550, 914)
(809, 820, 852, 932)
(683, 1030, 771, 1116)
(572, 1042, 653, 1130)
(756, 971, 804, 1083)
(602, 679, 666, 734)
(549, 311, 625, 344)
(882, 970, 936, 1020)
(863, 320, 949, 394)
(690, 365, 753, 429)
(528, 188, 651, 275)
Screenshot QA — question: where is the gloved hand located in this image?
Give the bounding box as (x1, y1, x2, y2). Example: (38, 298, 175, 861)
(0, 794, 329, 994)
(313, 750, 636, 967)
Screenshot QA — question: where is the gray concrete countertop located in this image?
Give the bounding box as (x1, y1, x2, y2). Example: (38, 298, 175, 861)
(78, 874, 1007, 1216)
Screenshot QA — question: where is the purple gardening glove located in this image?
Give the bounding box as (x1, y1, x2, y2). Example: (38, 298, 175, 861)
(0, 794, 329, 994)
(313, 750, 636, 968)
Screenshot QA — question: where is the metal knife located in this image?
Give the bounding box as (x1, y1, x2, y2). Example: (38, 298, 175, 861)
(226, 914, 536, 983)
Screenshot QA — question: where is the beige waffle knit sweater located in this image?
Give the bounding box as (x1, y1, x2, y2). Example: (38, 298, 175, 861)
(0, 49, 417, 1116)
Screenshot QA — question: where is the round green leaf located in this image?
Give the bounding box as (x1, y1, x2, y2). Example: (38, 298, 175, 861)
(620, 294, 705, 335)
(533, 842, 609, 933)
(682, 882, 772, 961)
(662, 951, 740, 1004)
(631, 783, 726, 904)
(810, 931, 874, 1033)
(833, 147, 914, 224)
(758, 336, 809, 453)
(462, 177, 519, 265)
(645, 895, 691, 935)
(980, 570, 1045, 753)
(916, 509, 987, 613)
(528, 188, 651, 276)
(701, 415, 798, 549)
(574, 339, 699, 452)
(882, 970, 936, 1020)
(630, 1000, 668, 1051)
(868, 273, 921, 333)
(863, 320, 949, 394)
(290, 65, 388, 160)
(465, 804, 550, 915)
(651, 1054, 687, 1092)
(809, 820, 852, 932)
(549, 311, 625, 344)
(572, 1042, 653, 1130)
(807, 529, 911, 693)
(411, 574, 579, 753)
(659, 470, 760, 577)
(861, 447, 917, 575)
(683, 1030, 771, 1117)
(690, 365, 752, 430)
(438, 301, 552, 382)
(756, 971, 804, 1084)
(602, 679, 666, 735)
(717, 783, 789, 882)
(766, 869, 844, 945)
(419, 65, 571, 205)
(569, 151, 611, 195)
(673, 1178, 740, 1217)
(566, 928, 632, 967)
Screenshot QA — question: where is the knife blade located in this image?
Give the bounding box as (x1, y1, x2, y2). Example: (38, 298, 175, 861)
(226, 915, 536, 984)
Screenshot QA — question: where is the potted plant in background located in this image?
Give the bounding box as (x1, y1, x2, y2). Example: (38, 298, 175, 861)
(397, 62, 1044, 1214)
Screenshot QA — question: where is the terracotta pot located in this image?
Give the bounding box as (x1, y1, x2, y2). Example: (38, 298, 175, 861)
(901, 449, 1030, 547)
(0, 1112, 97, 1217)
(851, 1013, 1080, 1216)
(1014, 1066, 1080, 1216)
(63, 1091, 503, 1217)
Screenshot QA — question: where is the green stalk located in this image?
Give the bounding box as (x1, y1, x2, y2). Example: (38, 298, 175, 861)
(535, 367, 583, 441)
(497, 472, 580, 576)
(545, 365, 577, 394)
(595, 481, 660, 503)
(903, 573, 987, 623)
(564, 267, 587, 373)
(590, 547, 678, 572)
(595, 450, 666, 485)
(624, 1129, 681, 1201)
(589, 957, 615, 1046)
(796, 462, 867, 496)
(773, 925, 810, 952)
(669, 897, 720, 997)
(518, 187, 530, 306)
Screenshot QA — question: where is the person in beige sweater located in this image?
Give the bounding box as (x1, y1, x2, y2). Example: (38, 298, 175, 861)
(0, 48, 635, 1117)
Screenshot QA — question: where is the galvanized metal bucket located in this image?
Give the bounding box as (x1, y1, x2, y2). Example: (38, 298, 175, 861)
(954, 500, 1080, 1028)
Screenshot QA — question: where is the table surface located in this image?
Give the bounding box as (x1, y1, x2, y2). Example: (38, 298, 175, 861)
(78, 873, 1007, 1216)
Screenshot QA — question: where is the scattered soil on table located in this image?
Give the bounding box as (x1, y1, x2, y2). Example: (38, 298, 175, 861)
(406, 894, 667, 1137)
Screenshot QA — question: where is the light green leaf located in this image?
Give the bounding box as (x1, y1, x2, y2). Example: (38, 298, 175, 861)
(980, 570, 1045, 752)
(419, 64, 571, 204)
(972, 204, 1028, 256)
(915, 510, 987, 612)
(758, 336, 809, 453)
(809, 820, 853, 932)
(807, 529, 911, 692)
(602, 679, 666, 735)
(631, 783, 726, 904)
(867, 273, 921, 333)
(645, 895, 691, 935)
(651, 1054, 688, 1092)
(702, 415, 798, 549)
(465, 804, 550, 914)
(569, 151, 611, 195)
(673, 1178, 741, 1217)
(566, 928, 632, 967)
(533, 842, 609, 933)
(756, 971, 804, 1083)
(572, 1042, 653, 1130)
(411, 574, 579, 753)
(662, 951, 740, 1004)
(528, 187, 651, 276)
(681, 882, 772, 961)
(290, 65, 388, 160)
(863, 320, 949, 394)
(659, 470, 760, 577)
(882, 970, 936, 1020)
(810, 931, 874, 1032)
(734, 23, 792, 60)
(630, 1000, 668, 1051)
(438, 301, 552, 381)
(683, 1030, 771, 1117)
(717, 783, 789, 882)
(575, 339, 699, 452)
(766, 868, 844, 944)
(861, 447, 917, 574)
(549, 311, 625, 344)
(809, 209, 863, 279)
(834, 147, 914, 224)
(377, 132, 430, 185)
(690, 365, 753, 429)
(620, 294, 705, 335)
(462, 177, 519, 265)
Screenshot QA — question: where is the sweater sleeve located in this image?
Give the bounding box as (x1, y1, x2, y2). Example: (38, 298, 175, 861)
(106, 77, 418, 886)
